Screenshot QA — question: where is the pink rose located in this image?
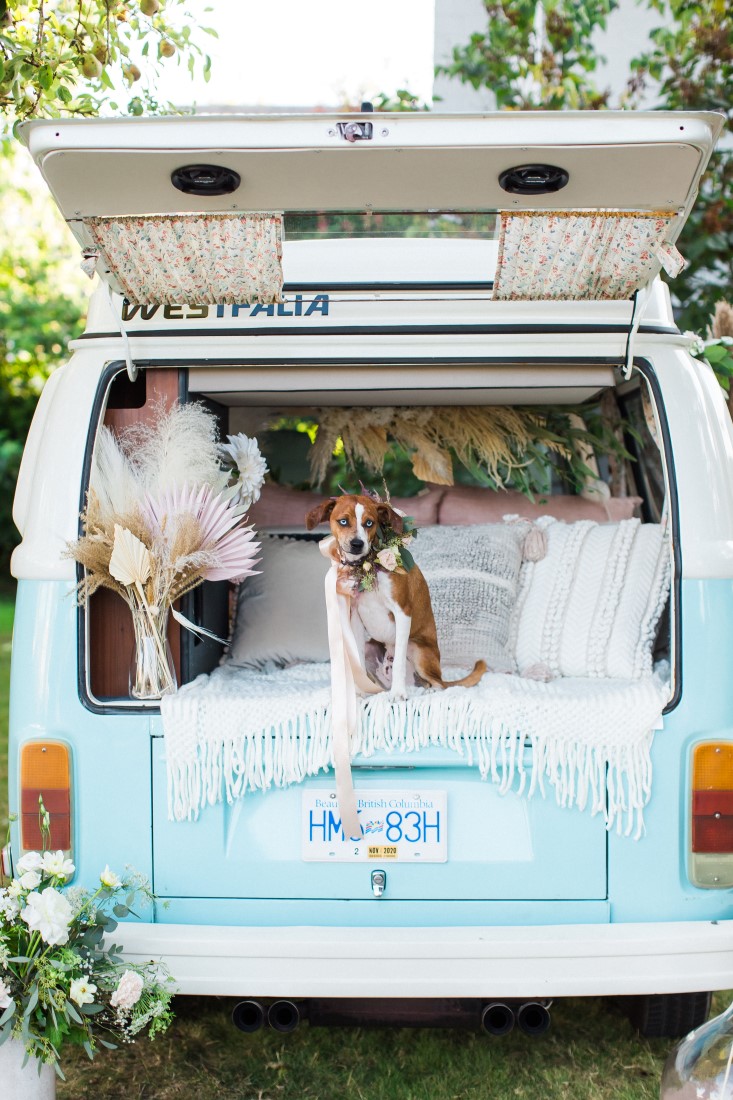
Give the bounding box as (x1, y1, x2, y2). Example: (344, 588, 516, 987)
(376, 548, 398, 571)
(110, 970, 144, 1011)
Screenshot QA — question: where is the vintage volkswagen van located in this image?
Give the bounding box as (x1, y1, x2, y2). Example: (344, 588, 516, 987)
(7, 110, 733, 1038)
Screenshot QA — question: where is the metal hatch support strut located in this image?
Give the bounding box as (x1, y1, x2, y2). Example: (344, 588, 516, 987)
(624, 287, 650, 381)
(108, 285, 138, 382)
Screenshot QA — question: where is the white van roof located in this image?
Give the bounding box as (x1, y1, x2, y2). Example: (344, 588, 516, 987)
(21, 111, 723, 216)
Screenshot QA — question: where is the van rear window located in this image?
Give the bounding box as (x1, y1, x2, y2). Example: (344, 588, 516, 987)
(284, 212, 499, 240)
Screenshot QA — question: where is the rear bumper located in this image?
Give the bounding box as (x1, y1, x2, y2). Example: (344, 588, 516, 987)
(116, 920, 733, 998)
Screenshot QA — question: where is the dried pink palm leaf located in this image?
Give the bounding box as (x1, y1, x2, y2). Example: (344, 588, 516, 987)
(143, 484, 260, 584)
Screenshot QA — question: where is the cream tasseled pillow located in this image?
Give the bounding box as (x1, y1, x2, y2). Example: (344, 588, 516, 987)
(510, 517, 670, 679)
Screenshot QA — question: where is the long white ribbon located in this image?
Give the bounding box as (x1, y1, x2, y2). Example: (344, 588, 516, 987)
(319, 538, 382, 840)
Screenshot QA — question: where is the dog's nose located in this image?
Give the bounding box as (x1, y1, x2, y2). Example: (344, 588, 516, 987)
(350, 538, 364, 552)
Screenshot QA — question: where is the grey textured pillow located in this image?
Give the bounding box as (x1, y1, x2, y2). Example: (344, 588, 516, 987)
(226, 525, 526, 674)
(225, 536, 330, 668)
(413, 524, 526, 673)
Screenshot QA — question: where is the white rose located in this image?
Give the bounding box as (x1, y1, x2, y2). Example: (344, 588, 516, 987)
(19, 871, 41, 890)
(21, 887, 73, 946)
(7, 880, 23, 899)
(70, 978, 97, 1006)
(15, 852, 43, 875)
(99, 865, 121, 889)
(0, 977, 13, 1010)
(110, 970, 145, 1011)
(42, 851, 75, 880)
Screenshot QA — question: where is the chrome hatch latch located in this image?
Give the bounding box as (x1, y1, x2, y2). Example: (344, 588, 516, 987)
(370, 869, 387, 898)
(337, 120, 373, 143)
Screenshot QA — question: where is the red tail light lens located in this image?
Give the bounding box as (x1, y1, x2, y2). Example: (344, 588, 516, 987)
(19, 741, 72, 857)
(690, 742, 733, 887)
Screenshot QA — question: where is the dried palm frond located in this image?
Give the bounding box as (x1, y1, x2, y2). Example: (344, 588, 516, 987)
(109, 525, 152, 589)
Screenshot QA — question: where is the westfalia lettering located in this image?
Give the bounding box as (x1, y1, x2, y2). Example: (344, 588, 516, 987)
(121, 294, 329, 322)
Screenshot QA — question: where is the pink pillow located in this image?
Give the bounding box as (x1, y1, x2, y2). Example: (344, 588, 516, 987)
(247, 483, 445, 529)
(436, 486, 641, 526)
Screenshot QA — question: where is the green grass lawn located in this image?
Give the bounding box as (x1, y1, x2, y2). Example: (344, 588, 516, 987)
(0, 593, 722, 1098)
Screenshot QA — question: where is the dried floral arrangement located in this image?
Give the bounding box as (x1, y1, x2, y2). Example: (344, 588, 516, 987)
(0, 805, 173, 1076)
(307, 404, 632, 498)
(65, 402, 265, 698)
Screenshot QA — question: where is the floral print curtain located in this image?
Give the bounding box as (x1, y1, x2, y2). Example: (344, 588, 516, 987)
(85, 213, 283, 305)
(493, 211, 684, 301)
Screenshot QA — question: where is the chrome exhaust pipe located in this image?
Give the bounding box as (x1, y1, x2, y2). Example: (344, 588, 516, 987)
(268, 1000, 301, 1033)
(232, 1000, 266, 1033)
(516, 1001, 551, 1037)
(481, 1002, 515, 1036)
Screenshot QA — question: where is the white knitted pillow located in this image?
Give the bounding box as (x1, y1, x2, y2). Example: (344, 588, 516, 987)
(412, 523, 527, 673)
(511, 517, 670, 679)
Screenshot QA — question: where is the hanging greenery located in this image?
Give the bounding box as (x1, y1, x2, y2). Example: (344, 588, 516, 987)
(306, 404, 633, 500)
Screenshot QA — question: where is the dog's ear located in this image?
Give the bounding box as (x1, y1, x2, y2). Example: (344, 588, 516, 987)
(305, 499, 336, 530)
(377, 504, 404, 534)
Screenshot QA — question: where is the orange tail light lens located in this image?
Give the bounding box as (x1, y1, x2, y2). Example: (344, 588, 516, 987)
(690, 742, 733, 888)
(19, 741, 72, 856)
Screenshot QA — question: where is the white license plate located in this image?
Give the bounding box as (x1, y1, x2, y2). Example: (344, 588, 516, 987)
(302, 789, 447, 862)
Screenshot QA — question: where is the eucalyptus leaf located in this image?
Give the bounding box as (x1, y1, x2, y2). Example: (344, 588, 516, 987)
(24, 986, 39, 1016)
(0, 1002, 16, 1026)
(65, 1000, 83, 1025)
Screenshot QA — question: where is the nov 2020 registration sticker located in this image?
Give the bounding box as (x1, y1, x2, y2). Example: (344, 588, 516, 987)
(302, 790, 447, 862)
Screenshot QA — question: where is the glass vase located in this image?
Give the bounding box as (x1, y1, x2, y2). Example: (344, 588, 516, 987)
(661, 999, 733, 1100)
(129, 606, 177, 700)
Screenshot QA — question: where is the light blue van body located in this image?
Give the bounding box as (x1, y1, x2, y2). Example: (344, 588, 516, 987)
(8, 111, 733, 1030)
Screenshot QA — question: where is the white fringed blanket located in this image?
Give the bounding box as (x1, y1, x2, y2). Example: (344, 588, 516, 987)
(162, 662, 671, 838)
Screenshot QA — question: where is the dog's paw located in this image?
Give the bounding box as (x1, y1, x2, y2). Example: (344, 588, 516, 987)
(389, 687, 408, 702)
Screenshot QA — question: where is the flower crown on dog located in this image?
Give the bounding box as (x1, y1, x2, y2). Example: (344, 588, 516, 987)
(343, 483, 419, 593)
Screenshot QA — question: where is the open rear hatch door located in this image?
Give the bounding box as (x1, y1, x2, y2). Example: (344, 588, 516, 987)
(21, 110, 724, 303)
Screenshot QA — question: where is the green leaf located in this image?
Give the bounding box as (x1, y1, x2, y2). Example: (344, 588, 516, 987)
(24, 985, 39, 1017)
(57, 84, 72, 103)
(0, 1002, 16, 1027)
(38, 64, 54, 90)
(113, 904, 129, 918)
(65, 1000, 83, 1025)
(704, 344, 729, 363)
(400, 546, 415, 571)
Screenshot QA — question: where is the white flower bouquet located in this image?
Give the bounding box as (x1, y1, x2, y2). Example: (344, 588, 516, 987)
(65, 400, 267, 698)
(0, 825, 173, 1076)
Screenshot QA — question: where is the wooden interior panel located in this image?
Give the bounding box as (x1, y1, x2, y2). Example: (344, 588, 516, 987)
(89, 368, 182, 700)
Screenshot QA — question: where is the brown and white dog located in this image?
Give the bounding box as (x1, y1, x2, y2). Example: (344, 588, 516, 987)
(306, 494, 487, 699)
